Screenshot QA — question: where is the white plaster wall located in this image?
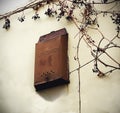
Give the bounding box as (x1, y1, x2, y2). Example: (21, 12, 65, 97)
(0, 1, 120, 113)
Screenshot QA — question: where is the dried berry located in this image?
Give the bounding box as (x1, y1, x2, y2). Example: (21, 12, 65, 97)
(3, 18, 10, 30)
(103, 0, 108, 3)
(66, 16, 73, 21)
(18, 16, 25, 22)
(32, 13, 40, 20)
(97, 71, 105, 77)
(92, 68, 99, 73)
(111, 14, 120, 25)
(45, 8, 57, 17)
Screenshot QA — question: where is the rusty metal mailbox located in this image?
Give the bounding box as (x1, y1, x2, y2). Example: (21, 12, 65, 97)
(34, 28, 69, 90)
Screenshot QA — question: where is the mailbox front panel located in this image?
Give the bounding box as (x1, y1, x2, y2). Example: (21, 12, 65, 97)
(34, 28, 69, 90)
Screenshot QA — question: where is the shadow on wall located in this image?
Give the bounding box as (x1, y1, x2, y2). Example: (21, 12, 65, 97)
(37, 84, 69, 101)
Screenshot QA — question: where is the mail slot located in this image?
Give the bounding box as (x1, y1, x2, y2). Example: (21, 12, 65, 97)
(34, 28, 69, 90)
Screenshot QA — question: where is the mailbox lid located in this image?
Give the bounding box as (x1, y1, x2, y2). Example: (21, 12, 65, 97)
(39, 28, 68, 42)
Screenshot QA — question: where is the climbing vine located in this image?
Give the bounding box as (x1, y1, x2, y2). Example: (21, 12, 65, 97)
(0, 0, 120, 76)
